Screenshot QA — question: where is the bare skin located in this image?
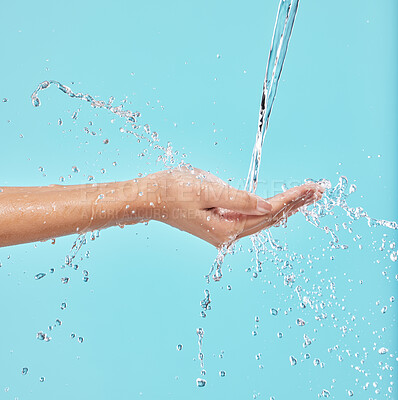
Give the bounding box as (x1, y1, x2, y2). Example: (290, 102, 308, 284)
(0, 166, 324, 248)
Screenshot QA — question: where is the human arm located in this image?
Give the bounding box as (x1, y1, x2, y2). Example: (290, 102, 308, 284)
(0, 166, 324, 248)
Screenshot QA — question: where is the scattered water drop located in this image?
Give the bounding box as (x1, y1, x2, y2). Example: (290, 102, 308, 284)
(176, 344, 183, 351)
(60, 302, 67, 310)
(219, 370, 226, 377)
(32, 97, 40, 107)
(21, 367, 28, 375)
(34, 273, 46, 280)
(378, 347, 388, 355)
(289, 356, 297, 366)
(36, 331, 51, 342)
(196, 378, 206, 387)
(78, 337, 84, 343)
(39, 377, 45, 382)
(296, 318, 306, 326)
(381, 306, 387, 314)
(270, 308, 278, 316)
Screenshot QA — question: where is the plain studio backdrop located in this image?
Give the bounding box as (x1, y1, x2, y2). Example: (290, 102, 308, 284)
(0, 1, 397, 399)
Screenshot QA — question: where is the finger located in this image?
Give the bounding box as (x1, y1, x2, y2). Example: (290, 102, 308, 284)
(233, 184, 324, 240)
(266, 183, 324, 218)
(202, 183, 272, 216)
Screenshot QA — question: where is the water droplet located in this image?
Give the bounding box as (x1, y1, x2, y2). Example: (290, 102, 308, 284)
(2, 98, 8, 102)
(296, 318, 306, 326)
(70, 333, 76, 339)
(289, 356, 297, 366)
(277, 332, 283, 339)
(321, 389, 330, 397)
(72, 166, 79, 173)
(390, 251, 397, 262)
(270, 308, 278, 316)
(381, 306, 387, 314)
(58, 118, 63, 126)
(21, 367, 28, 375)
(60, 302, 67, 310)
(35, 273, 46, 280)
(78, 337, 84, 343)
(61, 277, 69, 284)
(378, 347, 388, 355)
(219, 370, 226, 377)
(39, 377, 45, 382)
(347, 390, 354, 397)
(390, 296, 395, 303)
(36, 331, 51, 342)
(252, 330, 257, 336)
(216, 54, 221, 59)
(32, 97, 40, 107)
(176, 344, 183, 351)
(196, 378, 206, 387)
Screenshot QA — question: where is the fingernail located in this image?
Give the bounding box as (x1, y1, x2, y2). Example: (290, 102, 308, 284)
(314, 190, 324, 201)
(256, 197, 272, 213)
(316, 184, 325, 194)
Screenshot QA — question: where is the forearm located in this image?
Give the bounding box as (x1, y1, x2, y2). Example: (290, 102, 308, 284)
(0, 178, 156, 247)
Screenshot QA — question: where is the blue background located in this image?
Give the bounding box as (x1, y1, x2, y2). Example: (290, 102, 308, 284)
(0, 0, 397, 399)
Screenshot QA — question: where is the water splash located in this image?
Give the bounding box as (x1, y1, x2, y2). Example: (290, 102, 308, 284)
(300, 176, 397, 242)
(30, 80, 181, 169)
(246, 0, 300, 193)
(31, 80, 140, 124)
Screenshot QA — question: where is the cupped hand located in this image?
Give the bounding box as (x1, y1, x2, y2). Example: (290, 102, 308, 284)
(148, 166, 324, 248)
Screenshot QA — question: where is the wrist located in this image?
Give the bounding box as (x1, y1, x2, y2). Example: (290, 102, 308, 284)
(111, 175, 163, 225)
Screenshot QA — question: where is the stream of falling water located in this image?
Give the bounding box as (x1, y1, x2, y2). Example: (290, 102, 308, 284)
(245, 0, 300, 193)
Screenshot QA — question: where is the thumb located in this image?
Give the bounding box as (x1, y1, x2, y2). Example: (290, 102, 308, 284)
(202, 183, 272, 216)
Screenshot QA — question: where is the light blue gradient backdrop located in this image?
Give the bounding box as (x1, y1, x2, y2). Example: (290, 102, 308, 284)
(0, 1, 397, 399)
